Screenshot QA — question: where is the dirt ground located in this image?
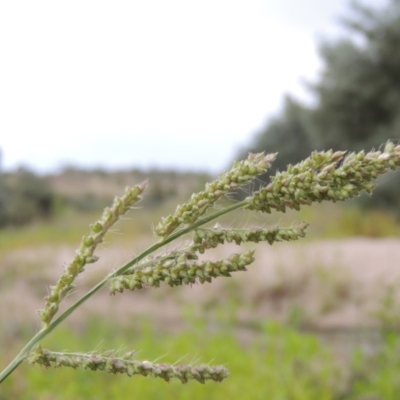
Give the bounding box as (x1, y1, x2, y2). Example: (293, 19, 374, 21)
(2, 238, 400, 338)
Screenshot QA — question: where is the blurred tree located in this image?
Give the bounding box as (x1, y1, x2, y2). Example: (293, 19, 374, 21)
(236, 0, 400, 210)
(237, 96, 313, 174)
(310, 0, 400, 151)
(0, 175, 12, 227)
(13, 168, 54, 219)
(235, 96, 313, 197)
(0, 168, 56, 228)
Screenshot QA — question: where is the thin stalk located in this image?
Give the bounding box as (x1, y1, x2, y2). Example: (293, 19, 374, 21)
(115, 200, 246, 275)
(0, 199, 246, 384)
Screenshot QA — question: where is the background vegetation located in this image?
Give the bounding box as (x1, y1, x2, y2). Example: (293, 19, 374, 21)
(2, 1, 400, 398)
(236, 0, 400, 212)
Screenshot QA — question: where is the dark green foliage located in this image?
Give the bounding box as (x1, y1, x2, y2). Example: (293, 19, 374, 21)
(310, 1, 400, 151)
(234, 97, 314, 197)
(238, 96, 314, 174)
(0, 169, 56, 228)
(237, 0, 400, 210)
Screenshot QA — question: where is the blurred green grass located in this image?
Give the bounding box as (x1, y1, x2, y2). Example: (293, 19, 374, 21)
(3, 317, 400, 399)
(1, 318, 340, 400)
(2, 201, 400, 398)
(1, 202, 399, 252)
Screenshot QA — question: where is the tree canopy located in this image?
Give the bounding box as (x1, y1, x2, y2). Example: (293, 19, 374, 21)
(237, 0, 400, 210)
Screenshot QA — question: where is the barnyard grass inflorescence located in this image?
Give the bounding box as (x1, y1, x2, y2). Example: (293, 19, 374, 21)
(39, 182, 147, 326)
(155, 153, 276, 237)
(28, 347, 228, 383)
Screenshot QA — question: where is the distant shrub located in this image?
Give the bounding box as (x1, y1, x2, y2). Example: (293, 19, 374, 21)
(0, 169, 56, 227)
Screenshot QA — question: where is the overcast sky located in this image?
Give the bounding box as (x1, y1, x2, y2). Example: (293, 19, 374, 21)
(0, 0, 388, 173)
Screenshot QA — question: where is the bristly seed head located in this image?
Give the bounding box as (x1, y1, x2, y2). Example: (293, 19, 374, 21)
(191, 223, 308, 253)
(109, 251, 255, 294)
(28, 346, 229, 383)
(154, 152, 277, 237)
(245, 143, 400, 213)
(39, 182, 147, 326)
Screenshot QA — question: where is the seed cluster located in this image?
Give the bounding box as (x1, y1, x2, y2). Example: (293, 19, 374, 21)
(191, 223, 309, 253)
(110, 251, 255, 294)
(29, 347, 228, 383)
(121, 248, 199, 276)
(155, 153, 276, 237)
(38, 183, 147, 326)
(246, 143, 400, 213)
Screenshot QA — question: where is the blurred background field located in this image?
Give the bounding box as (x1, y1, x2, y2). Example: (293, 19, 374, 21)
(2, 0, 400, 398)
(2, 167, 400, 399)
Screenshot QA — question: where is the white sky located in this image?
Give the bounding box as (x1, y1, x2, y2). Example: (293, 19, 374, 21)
(0, 0, 387, 173)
